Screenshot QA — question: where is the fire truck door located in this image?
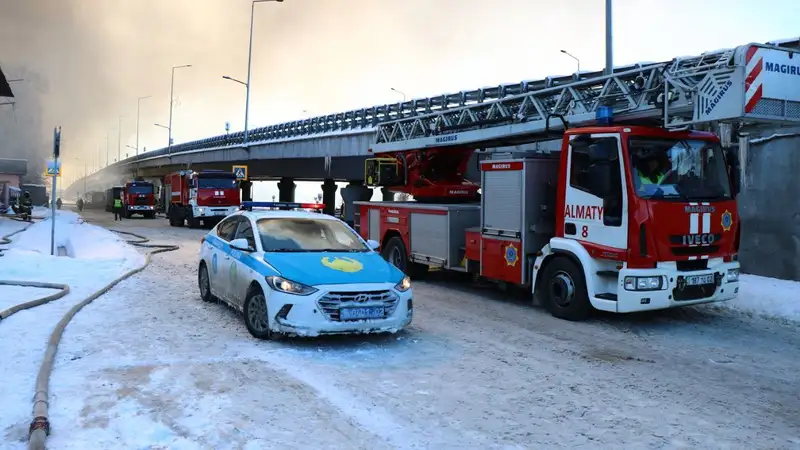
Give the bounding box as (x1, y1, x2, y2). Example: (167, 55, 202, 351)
(564, 133, 629, 251)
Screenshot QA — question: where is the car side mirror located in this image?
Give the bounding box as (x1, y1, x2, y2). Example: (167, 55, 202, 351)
(230, 238, 254, 252)
(367, 239, 380, 251)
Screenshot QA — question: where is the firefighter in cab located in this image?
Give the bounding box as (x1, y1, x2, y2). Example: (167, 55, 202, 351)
(113, 194, 124, 221)
(634, 149, 671, 190)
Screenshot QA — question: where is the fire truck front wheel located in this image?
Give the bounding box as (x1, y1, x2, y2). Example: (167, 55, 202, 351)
(540, 257, 592, 321)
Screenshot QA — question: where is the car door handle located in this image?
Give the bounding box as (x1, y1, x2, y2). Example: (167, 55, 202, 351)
(223, 255, 231, 260)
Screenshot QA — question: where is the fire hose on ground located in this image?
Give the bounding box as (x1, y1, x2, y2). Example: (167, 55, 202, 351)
(0, 217, 179, 450)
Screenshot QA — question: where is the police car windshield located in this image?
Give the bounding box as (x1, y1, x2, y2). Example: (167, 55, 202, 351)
(629, 137, 732, 201)
(256, 218, 369, 252)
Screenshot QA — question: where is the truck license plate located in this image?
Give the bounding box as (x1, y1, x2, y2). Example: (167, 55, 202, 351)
(685, 274, 714, 286)
(340, 306, 385, 320)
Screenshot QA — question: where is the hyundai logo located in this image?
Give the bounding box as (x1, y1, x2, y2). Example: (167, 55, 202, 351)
(354, 294, 369, 303)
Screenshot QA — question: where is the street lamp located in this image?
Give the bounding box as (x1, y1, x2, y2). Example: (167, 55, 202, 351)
(560, 49, 580, 75)
(390, 87, 406, 102)
(605, 0, 613, 75)
(136, 95, 151, 157)
(154, 123, 170, 131)
(168, 64, 192, 153)
(244, 0, 285, 144)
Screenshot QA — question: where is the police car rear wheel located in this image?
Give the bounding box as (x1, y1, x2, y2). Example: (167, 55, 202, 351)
(198, 264, 215, 302)
(243, 289, 272, 340)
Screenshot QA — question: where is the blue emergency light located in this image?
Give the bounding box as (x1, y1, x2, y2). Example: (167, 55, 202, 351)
(596, 105, 614, 125)
(240, 201, 325, 212)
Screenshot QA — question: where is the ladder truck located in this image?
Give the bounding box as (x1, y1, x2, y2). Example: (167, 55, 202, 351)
(356, 41, 800, 321)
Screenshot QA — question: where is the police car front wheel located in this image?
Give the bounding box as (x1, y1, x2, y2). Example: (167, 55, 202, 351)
(243, 288, 273, 340)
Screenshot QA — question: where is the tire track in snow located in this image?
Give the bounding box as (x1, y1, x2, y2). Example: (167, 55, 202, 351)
(247, 348, 432, 450)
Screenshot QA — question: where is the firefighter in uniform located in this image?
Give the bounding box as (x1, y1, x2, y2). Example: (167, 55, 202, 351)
(636, 154, 670, 189)
(113, 194, 124, 221)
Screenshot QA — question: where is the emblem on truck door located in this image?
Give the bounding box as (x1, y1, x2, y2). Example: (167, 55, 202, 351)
(504, 243, 519, 267)
(721, 210, 733, 232)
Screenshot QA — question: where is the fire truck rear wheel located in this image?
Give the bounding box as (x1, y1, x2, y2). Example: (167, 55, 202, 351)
(382, 236, 427, 278)
(541, 257, 592, 321)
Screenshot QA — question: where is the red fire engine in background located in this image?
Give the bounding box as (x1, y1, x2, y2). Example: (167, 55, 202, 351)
(356, 41, 800, 321)
(121, 180, 156, 219)
(165, 169, 240, 228)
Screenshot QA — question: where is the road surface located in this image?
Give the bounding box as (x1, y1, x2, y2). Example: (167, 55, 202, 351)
(11, 208, 800, 449)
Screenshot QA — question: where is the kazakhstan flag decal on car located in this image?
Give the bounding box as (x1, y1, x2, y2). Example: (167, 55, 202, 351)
(321, 256, 364, 273)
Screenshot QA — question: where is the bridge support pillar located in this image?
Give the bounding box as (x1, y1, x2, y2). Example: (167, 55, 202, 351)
(321, 179, 338, 216)
(341, 181, 372, 227)
(381, 187, 393, 201)
(277, 178, 296, 202)
(240, 180, 253, 202)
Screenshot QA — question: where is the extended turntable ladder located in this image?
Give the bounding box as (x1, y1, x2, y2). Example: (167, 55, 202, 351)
(371, 42, 800, 153)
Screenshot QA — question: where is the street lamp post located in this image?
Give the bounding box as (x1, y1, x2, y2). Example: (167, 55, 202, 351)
(168, 64, 192, 153)
(390, 87, 406, 102)
(244, 0, 284, 144)
(136, 96, 151, 157)
(117, 115, 123, 163)
(559, 49, 580, 75)
(605, 0, 613, 75)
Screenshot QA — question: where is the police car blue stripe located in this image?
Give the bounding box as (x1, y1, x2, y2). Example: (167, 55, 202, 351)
(204, 234, 279, 276)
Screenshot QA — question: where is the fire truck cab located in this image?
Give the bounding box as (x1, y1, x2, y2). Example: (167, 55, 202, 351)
(122, 180, 156, 219)
(356, 124, 742, 320)
(166, 170, 241, 228)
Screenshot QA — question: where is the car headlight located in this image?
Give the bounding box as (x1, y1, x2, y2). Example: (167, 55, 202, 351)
(726, 268, 739, 282)
(623, 276, 664, 291)
(394, 276, 411, 292)
(265, 276, 318, 296)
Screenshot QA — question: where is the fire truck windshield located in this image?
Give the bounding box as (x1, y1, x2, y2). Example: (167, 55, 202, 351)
(629, 137, 732, 202)
(197, 178, 237, 189)
(127, 185, 153, 194)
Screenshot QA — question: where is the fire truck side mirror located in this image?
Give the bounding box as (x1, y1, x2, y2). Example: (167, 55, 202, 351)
(725, 148, 741, 197)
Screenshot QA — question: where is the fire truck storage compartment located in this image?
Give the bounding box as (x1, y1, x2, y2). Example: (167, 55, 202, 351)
(479, 157, 558, 285)
(409, 204, 480, 269)
(356, 202, 480, 270)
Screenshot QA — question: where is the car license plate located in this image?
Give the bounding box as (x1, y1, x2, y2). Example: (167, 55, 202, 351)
(340, 306, 385, 320)
(685, 274, 714, 286)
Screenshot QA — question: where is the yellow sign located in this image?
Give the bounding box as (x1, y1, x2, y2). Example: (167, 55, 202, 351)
(44, 160, 62, 177)
(233, 165, 248, 180)
(321, 256, 363, 273)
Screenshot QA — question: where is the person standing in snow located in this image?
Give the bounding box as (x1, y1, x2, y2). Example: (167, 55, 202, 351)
(113, 194, 124, 221)
(76, 197, 84, 212)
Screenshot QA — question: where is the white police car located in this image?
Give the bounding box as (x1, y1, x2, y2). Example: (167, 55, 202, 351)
(198, 201, 413, 339)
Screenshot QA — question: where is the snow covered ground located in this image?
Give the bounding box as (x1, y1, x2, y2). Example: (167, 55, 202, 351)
(1, 210, 799, 449)
(0, 211, 144, 448)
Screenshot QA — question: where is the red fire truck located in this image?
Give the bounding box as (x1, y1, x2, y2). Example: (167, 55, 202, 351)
(121, 180, 156, 219)
(165, 169, 240, 228)
(356, 41, 800, 321)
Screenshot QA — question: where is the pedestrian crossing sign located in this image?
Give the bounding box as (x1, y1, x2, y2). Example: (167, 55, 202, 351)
(233, 165, 248, 180)
(44, 159, 61, 177)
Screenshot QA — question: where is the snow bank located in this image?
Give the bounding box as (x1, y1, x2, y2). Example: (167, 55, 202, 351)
(713, 274, 800, 323)
(3, 210, 143, 263)
(0, 210, 146, 446)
